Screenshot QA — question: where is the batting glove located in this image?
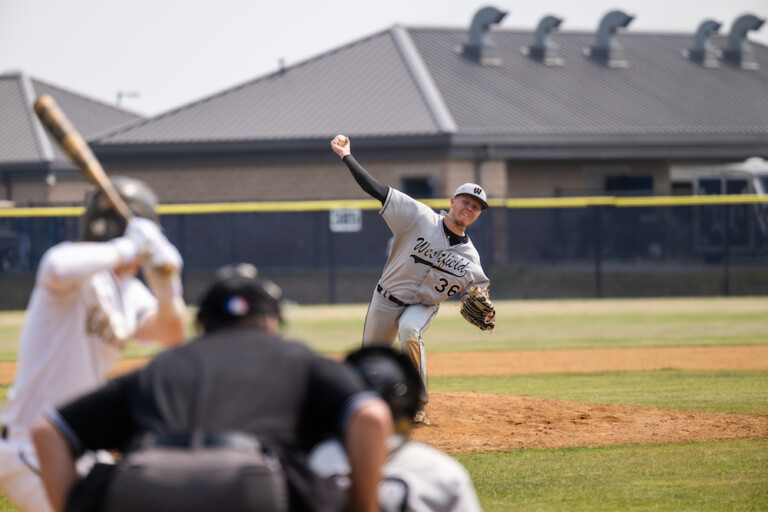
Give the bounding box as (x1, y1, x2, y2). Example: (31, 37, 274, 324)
(122, 217, 163, 258)
(149, 238, 183, 272)
(143, 240, 184, 303)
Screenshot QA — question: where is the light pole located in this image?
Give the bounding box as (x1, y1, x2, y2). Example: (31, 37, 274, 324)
(116, 91, 140, 107)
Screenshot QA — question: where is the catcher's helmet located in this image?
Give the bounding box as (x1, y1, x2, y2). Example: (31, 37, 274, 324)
(196, 263, 283, 332)
(80, 176, 159, 242)
(345, 347, 421, 426)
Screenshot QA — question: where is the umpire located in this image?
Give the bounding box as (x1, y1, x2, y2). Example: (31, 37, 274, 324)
(31, 264, 392, 512)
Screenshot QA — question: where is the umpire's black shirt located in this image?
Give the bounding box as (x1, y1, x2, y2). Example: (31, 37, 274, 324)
(52, 327, 368, 456)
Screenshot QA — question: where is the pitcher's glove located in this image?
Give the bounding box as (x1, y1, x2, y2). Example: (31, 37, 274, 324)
(461, 286, 496, 331)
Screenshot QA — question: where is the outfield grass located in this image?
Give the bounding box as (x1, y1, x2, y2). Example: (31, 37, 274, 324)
(1, 297, 767, 360)
(288, 296, 768, 352)
(0, 311, 24, 361)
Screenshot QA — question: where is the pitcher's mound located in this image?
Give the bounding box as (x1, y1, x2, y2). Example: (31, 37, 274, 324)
(412, 392, 768, 453)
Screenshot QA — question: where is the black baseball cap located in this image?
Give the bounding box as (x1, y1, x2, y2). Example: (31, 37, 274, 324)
(196, 263, 283, 331)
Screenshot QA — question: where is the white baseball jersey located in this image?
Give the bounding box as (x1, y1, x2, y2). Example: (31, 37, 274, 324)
(0, 241, 159, 512)
(379, 189, 489, 306)
(1, 241, 156, 429)
(309, 436, 482, 512)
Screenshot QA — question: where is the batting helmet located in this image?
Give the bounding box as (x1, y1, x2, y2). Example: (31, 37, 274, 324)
(80, 176, 159, 242)
(196, 263, 283, 332)
(345, 346, 421, 427)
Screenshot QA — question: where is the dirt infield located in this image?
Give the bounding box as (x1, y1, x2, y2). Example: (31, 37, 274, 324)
(2, 345, 767, 453)
(410, 392, 768, 453)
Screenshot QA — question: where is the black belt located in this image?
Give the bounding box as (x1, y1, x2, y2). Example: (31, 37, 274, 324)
(1, 425, 7, 440)
(148, 431, 264, 454)
(377, 284, 409, 307)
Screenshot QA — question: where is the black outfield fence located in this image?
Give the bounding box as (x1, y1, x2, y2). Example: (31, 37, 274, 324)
(1, 195, 766, 310)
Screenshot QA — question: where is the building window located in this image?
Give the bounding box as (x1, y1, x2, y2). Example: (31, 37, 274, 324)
(604, 176, 653, 195)
(402, 177, 435, 199)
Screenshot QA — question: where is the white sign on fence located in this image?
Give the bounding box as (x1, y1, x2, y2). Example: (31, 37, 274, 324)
(329, 208, 363, 233)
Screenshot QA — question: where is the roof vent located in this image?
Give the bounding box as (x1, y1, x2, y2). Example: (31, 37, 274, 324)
(522, 15, 564, 66)
(684, 20, 722, 67)
(722, 14, 764, 69)
(585, 10, 634, 68)
(461, 6, 508, 65)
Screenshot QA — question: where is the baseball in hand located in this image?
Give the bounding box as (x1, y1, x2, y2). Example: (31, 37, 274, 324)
(334, 134, 348, 146)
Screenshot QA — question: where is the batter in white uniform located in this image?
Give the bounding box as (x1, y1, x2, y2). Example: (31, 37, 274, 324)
(331, 137, 493, 424)
(0, 177, 186, 512)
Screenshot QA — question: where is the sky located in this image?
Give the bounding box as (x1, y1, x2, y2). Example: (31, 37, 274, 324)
(1, 0, 766, 117)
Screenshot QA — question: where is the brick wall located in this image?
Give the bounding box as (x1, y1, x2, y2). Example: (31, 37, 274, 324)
(5, 158, 671, 207)
(507, 160, 669, 197)
(8, 179, 49, 205)
(47, 179, 90, 204)
(110, 158, 480, 204)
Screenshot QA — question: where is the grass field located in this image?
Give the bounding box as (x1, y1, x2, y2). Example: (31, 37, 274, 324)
(284, 297, 768, 353)
(2, 296, 767, 360)
(1, 296, 767, 511)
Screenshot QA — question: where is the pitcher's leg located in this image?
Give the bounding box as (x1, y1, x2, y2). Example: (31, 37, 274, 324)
(397, 304, 439, 405)
(362, 291, 402, 347)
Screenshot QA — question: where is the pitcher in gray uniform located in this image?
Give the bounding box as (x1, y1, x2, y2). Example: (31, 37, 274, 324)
(331, 136, 494, 424)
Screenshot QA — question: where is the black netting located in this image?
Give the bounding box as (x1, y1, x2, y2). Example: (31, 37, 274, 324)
(1, 203, 766, 308)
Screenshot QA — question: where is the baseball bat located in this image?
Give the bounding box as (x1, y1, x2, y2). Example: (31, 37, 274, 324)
(33, 94, 134, 221)
(33, 95, 175, 276)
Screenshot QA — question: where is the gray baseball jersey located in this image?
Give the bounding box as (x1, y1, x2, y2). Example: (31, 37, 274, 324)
(379, 188, 489, 305)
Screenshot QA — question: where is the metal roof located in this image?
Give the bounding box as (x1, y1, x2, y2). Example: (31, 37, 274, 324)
(0, 72, 144, 168)
(98, 28, 441, 146)
(412, 29, 768, 139)
(0, 73, 51, 165)
(94, 24, 768, 159)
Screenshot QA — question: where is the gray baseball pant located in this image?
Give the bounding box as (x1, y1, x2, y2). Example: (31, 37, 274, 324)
(362, 289, 439, 404)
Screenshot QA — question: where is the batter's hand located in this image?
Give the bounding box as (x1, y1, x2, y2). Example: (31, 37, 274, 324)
(113, 217, 164, 264)
(142, 239, 184, 303)
(149, 238, 183, 273)
(330, 135, 351, 159)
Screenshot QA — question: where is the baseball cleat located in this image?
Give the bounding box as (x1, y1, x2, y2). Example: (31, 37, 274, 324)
(413, 409, 431, 425)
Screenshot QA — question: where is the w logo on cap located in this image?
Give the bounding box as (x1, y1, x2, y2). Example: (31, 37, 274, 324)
(453, 183, 488, 209)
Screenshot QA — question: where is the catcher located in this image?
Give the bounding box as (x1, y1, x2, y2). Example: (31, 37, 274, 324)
(331, 135, 495, 425)
(309, 346, 482, 511)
